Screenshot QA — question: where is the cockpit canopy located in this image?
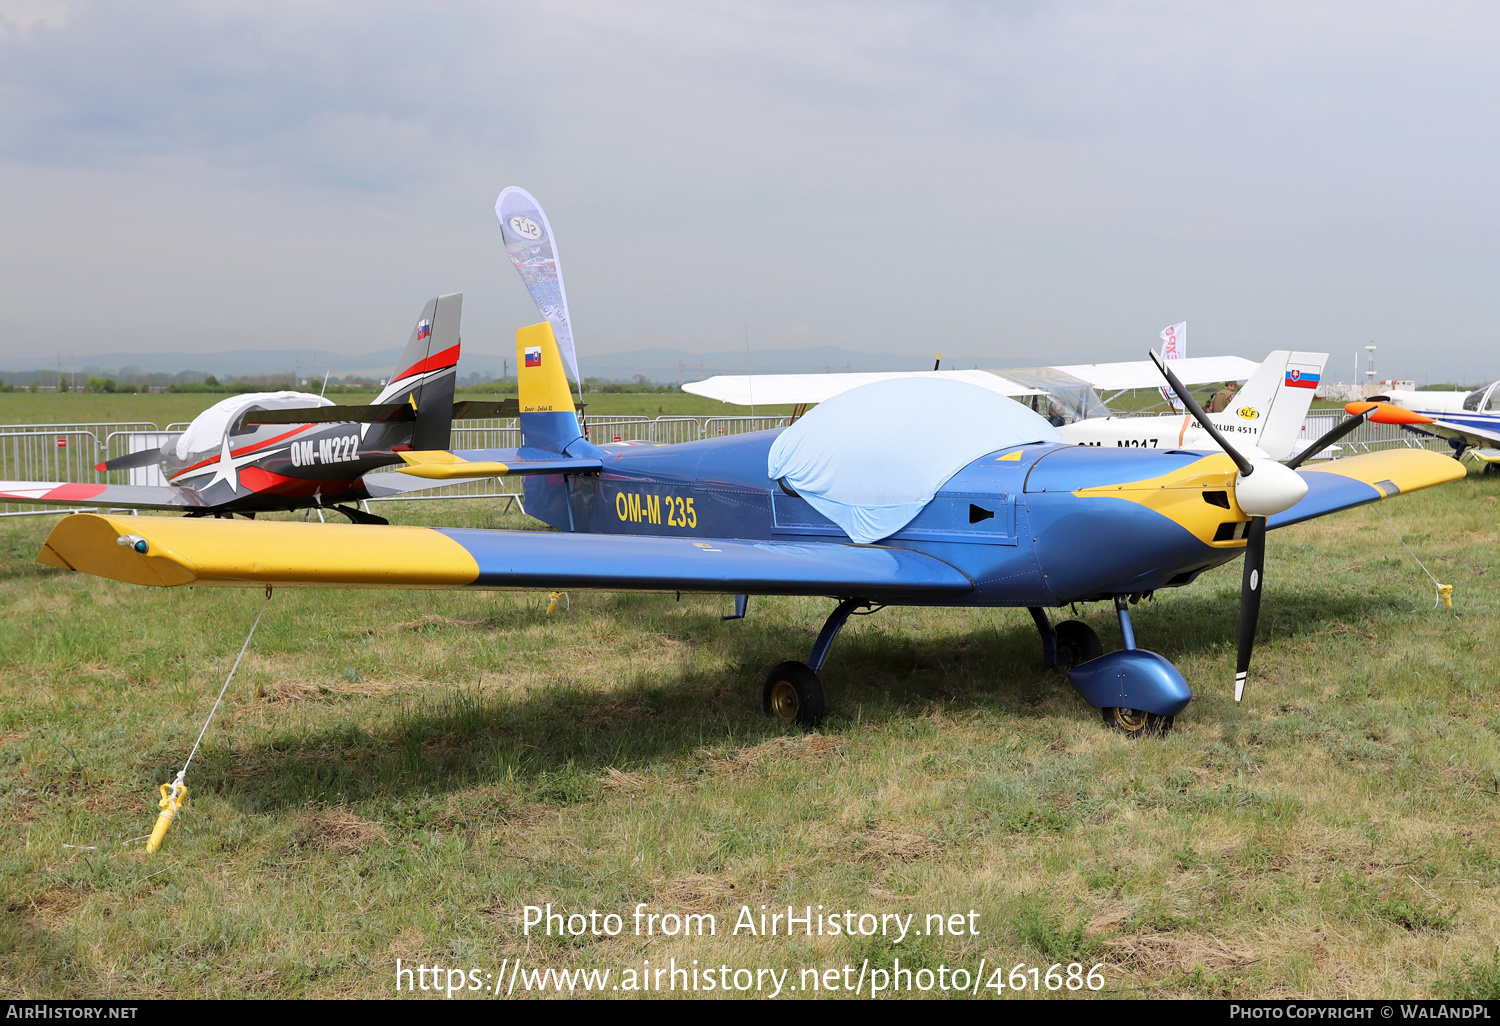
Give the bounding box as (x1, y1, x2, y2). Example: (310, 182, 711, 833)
(767, 378, 1062, 544)
(1462, 383, 1500, 412)
(175, 391, 333, 460)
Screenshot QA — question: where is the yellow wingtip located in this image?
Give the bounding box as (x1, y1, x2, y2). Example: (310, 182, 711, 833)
(39, 513, 481, 589)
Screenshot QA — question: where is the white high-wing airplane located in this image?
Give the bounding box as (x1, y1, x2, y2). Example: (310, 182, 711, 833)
(1353, 383, 1500, 471)
(685, 351, 1329, 461)
(1059, 351, 1329, 459)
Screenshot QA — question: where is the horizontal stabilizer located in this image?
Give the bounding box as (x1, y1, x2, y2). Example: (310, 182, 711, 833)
(450, 400, 585, 419)
(40, 514, 975, 598)
(0, 480, 195, 511)
(244, 402, 415, 425)
(95, 445, 175, 473)
(396, 450, 511, 480)
(451, 400, 520, 420)
(1269, 449, 1466, 530)
(242, 399, 585, 426)
(394, 448, 603, 480)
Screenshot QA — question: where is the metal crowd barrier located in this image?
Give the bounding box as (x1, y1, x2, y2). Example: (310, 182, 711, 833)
(0, 421, 160, 516)
(1294, 414, 1447, 457)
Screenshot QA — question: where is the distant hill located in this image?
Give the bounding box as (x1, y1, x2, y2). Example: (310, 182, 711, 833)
(0, 345, 1010, 384)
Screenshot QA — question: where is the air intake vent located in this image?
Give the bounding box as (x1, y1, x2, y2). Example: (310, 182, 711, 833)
(1213, 521, 1250, 542)
(1202, 490, 1230, 509)
(969, 504, 995, 524)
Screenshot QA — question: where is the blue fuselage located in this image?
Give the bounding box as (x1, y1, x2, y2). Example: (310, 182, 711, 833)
(521, 430, 1244, 607)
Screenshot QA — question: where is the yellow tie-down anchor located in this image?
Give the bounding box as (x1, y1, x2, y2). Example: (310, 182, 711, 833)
(1436, 583, 1454, 610)
(146, 773, 188, 854)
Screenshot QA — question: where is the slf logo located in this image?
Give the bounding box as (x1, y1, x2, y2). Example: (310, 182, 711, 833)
(509, 215, 542, 241)
(1237, 407, 1260, 421)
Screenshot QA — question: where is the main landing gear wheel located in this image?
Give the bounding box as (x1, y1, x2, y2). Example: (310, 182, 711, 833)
(1053, 620, 1103, 666)
(763, 661, 825, 728)
(1101, 706, 1173, 738)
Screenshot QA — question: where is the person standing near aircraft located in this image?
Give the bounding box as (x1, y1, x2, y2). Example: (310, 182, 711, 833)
(1207, 381, 1239, 413)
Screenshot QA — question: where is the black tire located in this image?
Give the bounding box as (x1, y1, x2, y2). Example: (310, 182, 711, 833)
(762, 661, 825, 728)
(1101, 706, 1173, 738)
(1484, 463, 1499, 476)
(1053, 620, 1103, 667)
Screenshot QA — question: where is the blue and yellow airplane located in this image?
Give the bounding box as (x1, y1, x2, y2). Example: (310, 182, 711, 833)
(36, 325, 1463, 736)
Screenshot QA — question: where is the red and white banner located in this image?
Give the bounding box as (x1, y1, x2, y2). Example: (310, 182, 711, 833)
(1158, 322, 1187, 410)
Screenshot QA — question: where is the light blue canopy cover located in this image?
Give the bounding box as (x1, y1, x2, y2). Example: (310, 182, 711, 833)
(767, 378, 1063, 544)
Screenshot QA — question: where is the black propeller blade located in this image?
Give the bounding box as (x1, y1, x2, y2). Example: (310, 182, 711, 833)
(1284, 407, 1374, 470)
(1148, 348, 1270, 702)
(1147, 349, 1254, 477)
(1235, 515, 1267, 702)
(1225, 408, 1376, 700)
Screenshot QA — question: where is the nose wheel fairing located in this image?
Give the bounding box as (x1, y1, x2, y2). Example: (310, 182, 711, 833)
(1066, 649, 1192, 718)
(1032, 597, 1194, 726)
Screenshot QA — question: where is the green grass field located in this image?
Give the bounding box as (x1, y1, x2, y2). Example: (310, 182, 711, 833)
(2, 473, 1498, 999)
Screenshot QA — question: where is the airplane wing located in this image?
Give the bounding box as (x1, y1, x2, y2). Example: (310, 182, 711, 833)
(1269, 449, 1466, 530)
(1342, 401, 1500, 458)
(681, 359, 1261, 408)
(0, 480, 198, 511)
(1049, 355, 1261, 391)
(38, 513, 975, 598)
(682, 370, 1046, 406)
(1402, 417, 1500, 448)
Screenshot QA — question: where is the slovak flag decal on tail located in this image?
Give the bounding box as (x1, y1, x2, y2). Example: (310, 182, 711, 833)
(1285, 365, 1320, 389)
(416, 320, 432, 342)
(524, 346, 542, 368)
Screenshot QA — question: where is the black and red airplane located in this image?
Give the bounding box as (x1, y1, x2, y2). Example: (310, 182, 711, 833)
(0, 294, 510, 523)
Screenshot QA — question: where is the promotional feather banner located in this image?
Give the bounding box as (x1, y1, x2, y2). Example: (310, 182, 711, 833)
(495, 187, 581, 387)
(1157, 321, 1186, 410)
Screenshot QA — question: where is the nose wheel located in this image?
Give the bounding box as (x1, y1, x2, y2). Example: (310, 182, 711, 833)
(762, 661, 825, 728)
(1101, 706, 1173, 738)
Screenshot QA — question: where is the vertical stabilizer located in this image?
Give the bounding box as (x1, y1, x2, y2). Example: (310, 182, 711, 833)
(1222, 350, 1328, 460)
(376, 293, 463, 451)
(517, 321, 582, 453)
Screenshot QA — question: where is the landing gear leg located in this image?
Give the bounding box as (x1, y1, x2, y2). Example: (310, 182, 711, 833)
(1097, 595, 1173, 737)
(761, 597, 865, 728)
(1028, 607, 1058, 667)
(1114, 595, 1136, 650)
(808, 597, 863, 674)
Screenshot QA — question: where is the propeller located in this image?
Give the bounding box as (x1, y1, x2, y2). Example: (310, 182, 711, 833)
(1148, 349, 1311, 703)
(1284, 406, 1374, 470)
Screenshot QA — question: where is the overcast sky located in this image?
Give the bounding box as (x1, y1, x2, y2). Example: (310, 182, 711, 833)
(2, 1, 1498, 382)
